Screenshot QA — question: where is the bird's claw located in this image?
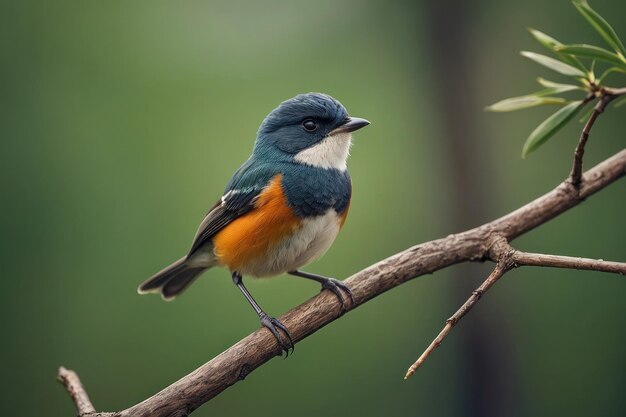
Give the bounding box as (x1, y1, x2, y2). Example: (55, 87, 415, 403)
(259, 313, 294, 357)
(321, 278, 355, 312)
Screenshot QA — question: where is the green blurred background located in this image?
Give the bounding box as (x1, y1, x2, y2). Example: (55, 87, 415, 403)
(2, 1, 625, 416)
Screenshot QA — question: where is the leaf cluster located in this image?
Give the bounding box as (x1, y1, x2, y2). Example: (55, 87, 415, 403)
(487, 1, 625, 157)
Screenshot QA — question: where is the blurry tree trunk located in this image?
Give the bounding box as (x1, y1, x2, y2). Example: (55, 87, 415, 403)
(424, 2, 516, 415)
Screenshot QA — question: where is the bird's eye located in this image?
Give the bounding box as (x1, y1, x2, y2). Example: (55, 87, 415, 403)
(302, 119, 318, 132)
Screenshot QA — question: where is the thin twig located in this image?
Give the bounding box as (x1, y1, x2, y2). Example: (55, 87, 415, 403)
(404, 240, 515, 379)
(604, 86, 626, 96)
(570, 92, 618, 187)
(511, 251, 626, 275)
(58, 150, 626, 417)
(58, 367, 96, 416)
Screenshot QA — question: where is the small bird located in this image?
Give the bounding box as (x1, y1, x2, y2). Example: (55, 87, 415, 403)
(138, 93, 369, 354)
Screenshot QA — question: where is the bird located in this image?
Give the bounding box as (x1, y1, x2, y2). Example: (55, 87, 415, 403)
(137, 92, 370, 355)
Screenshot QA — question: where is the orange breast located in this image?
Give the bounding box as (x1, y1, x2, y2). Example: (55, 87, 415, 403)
(212, 174, 301, 272)
(339, 198, 350, 227)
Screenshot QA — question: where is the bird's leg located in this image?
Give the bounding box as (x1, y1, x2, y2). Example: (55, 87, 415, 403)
(288, 270, 355, 312)
(231, 271, 294, 356)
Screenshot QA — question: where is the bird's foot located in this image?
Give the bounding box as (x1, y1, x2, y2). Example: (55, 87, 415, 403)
(259, 312, 294, 357)
(320, 278, 355, 312)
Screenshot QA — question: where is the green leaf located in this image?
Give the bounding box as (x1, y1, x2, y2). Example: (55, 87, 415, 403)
(528, 28, 587, 72)
(537, 85, 582, 95)
(522, 100, 584, 158)
(573, 0, 626, 57)
(589, 60, 596, 80)
(537, 77, 583, 91)
(521, 51, 586, 77)
(557, 44, 626, 69)
(486, 95, 568, 112)
(528, 28, 562, 50)
(598, 66, 626, 83)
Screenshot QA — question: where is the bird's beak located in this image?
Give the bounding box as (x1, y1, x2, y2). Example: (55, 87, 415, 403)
(329, 117, 370, 135)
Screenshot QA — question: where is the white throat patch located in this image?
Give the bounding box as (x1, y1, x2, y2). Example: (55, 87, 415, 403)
(293, 132, 352, 171)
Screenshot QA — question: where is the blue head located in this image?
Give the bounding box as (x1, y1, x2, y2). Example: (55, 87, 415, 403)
(252, 93, 369, 169)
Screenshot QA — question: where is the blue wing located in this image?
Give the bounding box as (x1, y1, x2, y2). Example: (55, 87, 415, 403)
(187, 158, 279, 256)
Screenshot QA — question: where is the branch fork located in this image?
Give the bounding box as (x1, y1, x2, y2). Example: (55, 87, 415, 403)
(403, 237, 626, 379)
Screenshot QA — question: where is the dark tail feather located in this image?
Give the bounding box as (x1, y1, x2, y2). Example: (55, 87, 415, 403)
(138, 257, 206, 301)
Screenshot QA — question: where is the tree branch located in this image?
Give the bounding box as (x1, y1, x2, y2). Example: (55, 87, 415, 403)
(58, 149, 626, 417)
(570, 89, 623, 187)
(605, 86, 626, 96)
(58, 367, 96, 416)
(511, 250, 626, 274)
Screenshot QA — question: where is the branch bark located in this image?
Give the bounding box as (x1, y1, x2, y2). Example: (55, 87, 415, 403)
(569, 92, 617, 186)
(511, 250, 626, 274)
(58, 367, 96, 416)
(59, 149, 626, 417)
